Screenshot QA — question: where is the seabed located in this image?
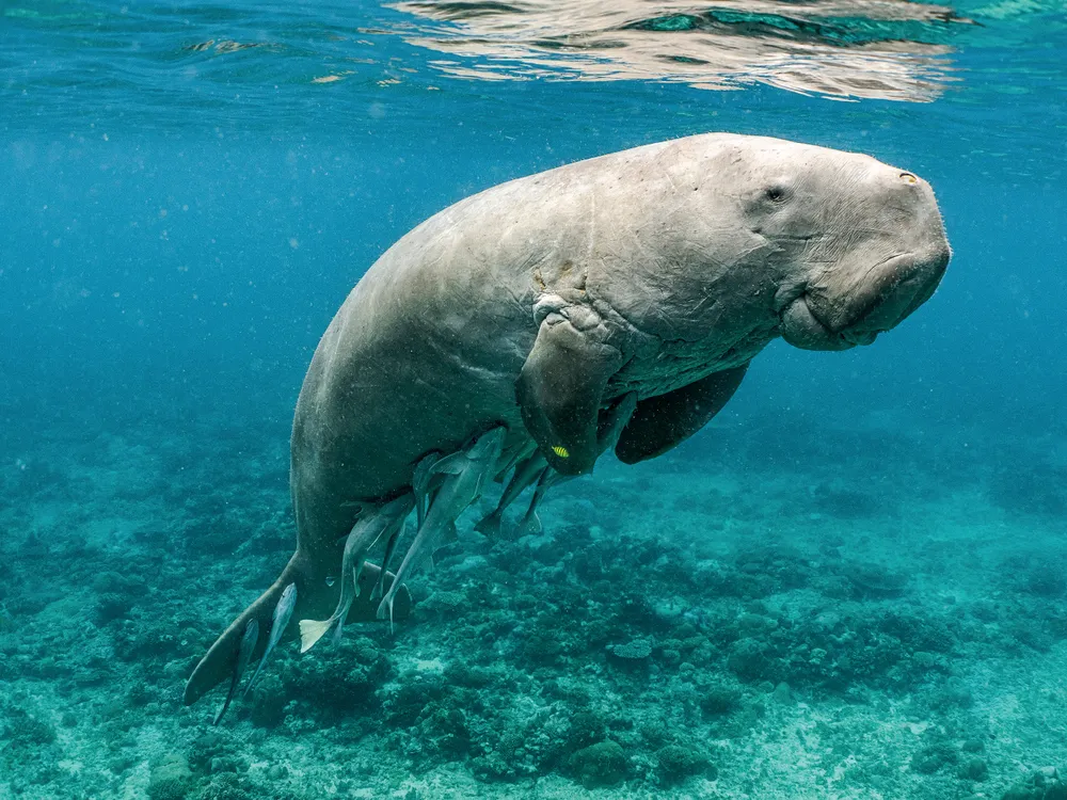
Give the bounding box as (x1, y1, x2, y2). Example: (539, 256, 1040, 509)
(1, 397, 1064, 800)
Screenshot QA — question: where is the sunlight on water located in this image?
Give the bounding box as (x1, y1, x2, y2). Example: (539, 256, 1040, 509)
(0, 0, 1063, 151)
(388, 0, 970, 101)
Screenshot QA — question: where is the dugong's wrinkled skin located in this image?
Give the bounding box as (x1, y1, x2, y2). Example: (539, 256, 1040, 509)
(184, 133, 950, 706)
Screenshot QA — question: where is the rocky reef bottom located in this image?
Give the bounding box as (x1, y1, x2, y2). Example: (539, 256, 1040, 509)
(1, 401, 1065, 799)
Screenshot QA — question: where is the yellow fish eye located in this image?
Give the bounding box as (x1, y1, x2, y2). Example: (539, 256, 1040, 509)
(551, 445, 570, 458)
(899, 172, 918, 184)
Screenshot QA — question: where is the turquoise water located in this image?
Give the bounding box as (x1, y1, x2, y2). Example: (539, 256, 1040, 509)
(2, 1, 1066, 798)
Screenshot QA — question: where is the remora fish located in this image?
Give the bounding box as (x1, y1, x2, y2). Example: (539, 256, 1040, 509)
(298, 493, 413, 652)
(411, 451, 441, 530)
(518, 465, 557, 535)
(213, 618, 258, 725)
(475, 450, 548, 537)
(377, 426, 506, 625)
(373, 520, 406, 602)
(244, 582, 297, 696)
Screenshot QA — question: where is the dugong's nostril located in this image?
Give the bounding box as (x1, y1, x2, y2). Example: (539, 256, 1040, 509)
(899, 172, 918, 184)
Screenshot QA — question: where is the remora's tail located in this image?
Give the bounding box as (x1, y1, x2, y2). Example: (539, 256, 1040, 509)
(183, 555, 412, 707)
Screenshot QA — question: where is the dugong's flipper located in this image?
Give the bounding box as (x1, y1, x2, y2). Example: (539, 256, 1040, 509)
(516, 312, 624, 475)
(520, 392, 639, 534)
(615, 365, 748, 464)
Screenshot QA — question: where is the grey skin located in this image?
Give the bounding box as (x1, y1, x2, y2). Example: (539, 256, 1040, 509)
(183, 133, 949, 707)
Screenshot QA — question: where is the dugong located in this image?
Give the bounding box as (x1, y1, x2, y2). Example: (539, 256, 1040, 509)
(183, 133, 950, 707)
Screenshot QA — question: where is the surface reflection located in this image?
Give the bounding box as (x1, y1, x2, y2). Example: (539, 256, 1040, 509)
(388, 0, 974, 101)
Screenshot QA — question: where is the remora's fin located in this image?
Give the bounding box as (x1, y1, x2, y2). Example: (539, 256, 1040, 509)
(474, 509, 504, 537)
(524, 510, 543, 534)
(374, 524, 404, 601)
(428, 451, 467, 476)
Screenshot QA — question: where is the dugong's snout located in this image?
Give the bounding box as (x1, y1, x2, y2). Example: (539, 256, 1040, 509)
(780, 246, 949, 350)
(840, 247, 950, 341)
(777, 167, 950, 351)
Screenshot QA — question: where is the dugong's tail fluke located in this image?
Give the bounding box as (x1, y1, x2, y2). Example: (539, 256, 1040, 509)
(183, 554, 305, 708)
(183, 554, 413, 709)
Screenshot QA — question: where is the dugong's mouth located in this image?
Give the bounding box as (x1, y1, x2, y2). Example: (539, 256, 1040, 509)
(779, 250, 948, 351)
(779, 294, 859, 351)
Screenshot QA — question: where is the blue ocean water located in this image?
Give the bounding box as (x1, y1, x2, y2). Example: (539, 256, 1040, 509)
(1, 1, 1066, 798)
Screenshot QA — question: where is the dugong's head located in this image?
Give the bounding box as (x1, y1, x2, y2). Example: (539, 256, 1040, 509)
(720, 137, 951, 350)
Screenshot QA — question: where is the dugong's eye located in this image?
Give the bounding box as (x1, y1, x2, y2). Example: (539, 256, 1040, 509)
(764, 185, 789, 204)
